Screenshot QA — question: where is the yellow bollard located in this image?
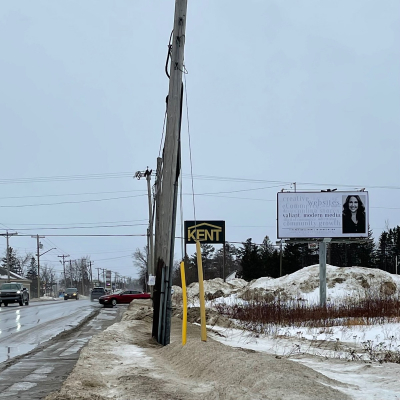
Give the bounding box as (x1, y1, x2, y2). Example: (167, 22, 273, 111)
(196, 241, 207, 341)
(180, 261, 187, 346)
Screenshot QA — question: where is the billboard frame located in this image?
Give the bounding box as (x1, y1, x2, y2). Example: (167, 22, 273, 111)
(277, 191, 369, 240)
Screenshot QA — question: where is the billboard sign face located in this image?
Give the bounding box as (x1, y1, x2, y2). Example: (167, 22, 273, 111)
(277, 192, 369, 239)
(184, 220, 225, 244)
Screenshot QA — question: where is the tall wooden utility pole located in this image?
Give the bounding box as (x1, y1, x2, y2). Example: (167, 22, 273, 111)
(58, 254, 70, 289)
(153, 0, 188, 346)
(1, 232, 18, 282)
(134, 167, 155, 295)
(32, 234, 45, 298)
(145, 169, 155, 281)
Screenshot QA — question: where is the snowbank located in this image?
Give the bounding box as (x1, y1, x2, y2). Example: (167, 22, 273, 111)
(173, 265, 400, 306)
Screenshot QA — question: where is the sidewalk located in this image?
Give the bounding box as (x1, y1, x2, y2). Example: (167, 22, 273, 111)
(44, 300, 351, 400)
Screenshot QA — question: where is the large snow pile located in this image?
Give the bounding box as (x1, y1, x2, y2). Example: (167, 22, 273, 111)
(173, 265, 400, 307)
(172, 277, 247, 306)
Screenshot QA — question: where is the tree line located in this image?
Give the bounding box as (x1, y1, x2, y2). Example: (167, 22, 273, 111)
(133, 225, 400, 287)
(1, 248, 93, 297)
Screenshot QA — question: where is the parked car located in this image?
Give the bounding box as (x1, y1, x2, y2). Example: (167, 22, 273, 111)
(90, 287, 106, 302)
(99, 290, 150, 307)
(64, 287, 79, 300)
(0, 282, 29, 306)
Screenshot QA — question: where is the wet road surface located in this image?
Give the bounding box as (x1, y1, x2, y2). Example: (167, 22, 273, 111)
(0, 303, 124, 399)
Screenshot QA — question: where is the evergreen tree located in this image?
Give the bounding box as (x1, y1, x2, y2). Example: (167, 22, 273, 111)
(377, 226, 400, 273)
(211, 242, 240, 280)
(190, 243, 216, 280)
(357, 227, 376, 268)
(26, 257, 38, 297)
(237, 238, 263, 281)
(26, 257, 38, 279)
(1, 247, 22, 276)
(260, 236, 280, 278)
(283, 242, 317, 275)
(329, 226, 376, 268)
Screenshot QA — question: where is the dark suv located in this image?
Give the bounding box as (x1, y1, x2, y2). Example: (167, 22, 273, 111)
(64, 287, 79, 300)
(0, 282, 29, 306)
(90, 287, 106, 302)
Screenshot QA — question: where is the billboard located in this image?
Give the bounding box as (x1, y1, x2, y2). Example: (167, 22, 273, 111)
(184, 220, 225, 244)
(277, 191, 369, 239)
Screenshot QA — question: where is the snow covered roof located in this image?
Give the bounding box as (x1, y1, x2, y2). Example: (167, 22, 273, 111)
(0, 267, 31, 282)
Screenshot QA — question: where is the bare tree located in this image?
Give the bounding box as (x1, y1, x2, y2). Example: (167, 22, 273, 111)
(40, 264, 56, 296)
(132, 247, 147, 290)
(18, 252, 33, 276)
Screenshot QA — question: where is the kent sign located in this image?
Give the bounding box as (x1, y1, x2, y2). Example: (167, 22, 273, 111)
(184, 220, 225, 244)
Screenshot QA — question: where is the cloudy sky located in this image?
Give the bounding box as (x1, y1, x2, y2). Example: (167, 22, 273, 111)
(0, 0, 399, 279)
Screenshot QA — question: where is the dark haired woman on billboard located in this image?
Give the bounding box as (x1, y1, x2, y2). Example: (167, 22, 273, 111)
(342, 195, 366, 234)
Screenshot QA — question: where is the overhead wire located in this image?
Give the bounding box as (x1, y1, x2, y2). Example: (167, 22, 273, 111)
(0, 189, 146, 201)
(4, 219, 147, 227)
(0, 170, 400, 190)
(3, 223, 148, 231)
(183, 69, 196, 223)
(0, 193, 147, 208)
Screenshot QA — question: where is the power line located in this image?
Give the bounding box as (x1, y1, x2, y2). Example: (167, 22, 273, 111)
(0, 194, 147, 208)
(0, 172, 135, 184)
(5, 223, 148, 231)
(1, 171, 400, 190)
(14, 234, 146, 237)
(0, 189, 146, 200)
(4, 219, 147, 226)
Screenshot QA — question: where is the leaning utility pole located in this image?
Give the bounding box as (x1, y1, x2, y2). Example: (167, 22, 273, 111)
(153, 0, 188, 346)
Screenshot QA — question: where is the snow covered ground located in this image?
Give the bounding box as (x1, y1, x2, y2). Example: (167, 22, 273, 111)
(45, 265, 400, 399)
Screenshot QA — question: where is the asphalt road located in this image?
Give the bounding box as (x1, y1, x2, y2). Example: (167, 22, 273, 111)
(0, 299, 124, 399)
(0, 299, 97, 363)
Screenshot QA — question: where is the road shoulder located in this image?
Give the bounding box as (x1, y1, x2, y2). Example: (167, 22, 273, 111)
(45, 300, 352, 400)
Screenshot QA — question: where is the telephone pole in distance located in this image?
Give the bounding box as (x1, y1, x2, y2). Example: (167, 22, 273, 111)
(1, 231, 18, 282)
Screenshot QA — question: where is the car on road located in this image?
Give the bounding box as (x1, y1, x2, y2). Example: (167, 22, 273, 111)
(0, 282, 29, 306)
(99, 290, 150, 307)
(90, 287, 107, 302)
(64, 287, 79, 300)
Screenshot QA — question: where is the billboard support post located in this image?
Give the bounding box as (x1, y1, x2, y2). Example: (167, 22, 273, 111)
(319, 239, 330, 307)
(223, 241, 226, 282)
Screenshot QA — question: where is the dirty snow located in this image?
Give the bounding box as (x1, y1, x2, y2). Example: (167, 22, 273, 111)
(45, 265, 400, 399)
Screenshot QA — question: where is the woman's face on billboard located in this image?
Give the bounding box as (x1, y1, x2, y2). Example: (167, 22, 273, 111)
(348, 196, 359, 213)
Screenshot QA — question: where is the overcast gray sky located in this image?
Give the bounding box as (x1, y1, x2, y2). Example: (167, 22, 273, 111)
(0, 0, 399, 280)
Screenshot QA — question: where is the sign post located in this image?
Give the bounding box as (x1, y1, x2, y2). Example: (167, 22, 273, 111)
(184, 220, 226, 280)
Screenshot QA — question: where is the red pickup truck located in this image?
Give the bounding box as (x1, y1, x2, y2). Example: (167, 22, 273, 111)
(98, 290, 150, 307)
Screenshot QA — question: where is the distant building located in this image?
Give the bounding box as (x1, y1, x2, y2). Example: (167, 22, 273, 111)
(0, 267, 32, 293)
